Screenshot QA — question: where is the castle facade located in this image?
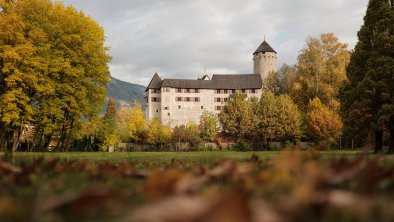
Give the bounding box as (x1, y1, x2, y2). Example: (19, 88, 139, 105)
(145, 40, 277, 127)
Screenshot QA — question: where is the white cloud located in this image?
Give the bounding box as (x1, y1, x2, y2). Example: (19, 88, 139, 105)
(60, 0, 369, 86)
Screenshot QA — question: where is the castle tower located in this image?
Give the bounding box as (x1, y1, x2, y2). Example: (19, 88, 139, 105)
(253, 39, 277, 80)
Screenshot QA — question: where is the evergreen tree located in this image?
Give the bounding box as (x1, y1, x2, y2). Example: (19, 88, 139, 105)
(340, 0, 394, 153)
(97, 99, 119, 151)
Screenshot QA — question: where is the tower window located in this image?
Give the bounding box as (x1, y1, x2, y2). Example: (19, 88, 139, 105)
(178, 105, 181, 109)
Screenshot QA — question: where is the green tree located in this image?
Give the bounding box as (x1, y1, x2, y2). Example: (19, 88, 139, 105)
(340, 0, 394, 153)
(172, 121, 202, 148)
(256, 92, 301, 142)
(218, 91, 258, 139)
(306, 98, 343, 146)
(278, 63, 297, 95)
(0, 0, 111, 151)
(290, 33, 350, 111)
(198, 111, 218, 142)
(97, 99, 119, 151)
(263, 64, 298, 95)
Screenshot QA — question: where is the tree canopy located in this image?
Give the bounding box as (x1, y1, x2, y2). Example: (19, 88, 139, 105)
(340, 0, 394, 152)
(0, 0, 111, 151)
(256, 92, 301, 142)
(290, 33, 350, 111)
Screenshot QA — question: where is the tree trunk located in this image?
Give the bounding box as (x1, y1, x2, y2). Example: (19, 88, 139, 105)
(11, 126, 23, 152)
(0, 131, 7, 151)
(44, 134, 53, 151)
(374, 129, 383, 153)
(389, 115, 394, 154)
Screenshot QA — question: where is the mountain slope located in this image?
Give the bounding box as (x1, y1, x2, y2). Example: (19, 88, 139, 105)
(106, 76, 146, 108)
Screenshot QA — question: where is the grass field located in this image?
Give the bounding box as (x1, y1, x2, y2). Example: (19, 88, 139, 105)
(7, 150, 363, 164)
(1, 150, 393, 222)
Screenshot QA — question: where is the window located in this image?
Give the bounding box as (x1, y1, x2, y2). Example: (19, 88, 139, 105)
(232, 89, 236, 94)
(178, 105, 181, 109)
(185, 89, 191, 93)
(185, 97, 191, 102)
(201, 106, 204, 109)
(163, 107, 169, 110)
(151, 97, 160, 102)
(195, 89, 200, 93)
(162, 88, 170, 92)
(176, 88, 182, 93)
(215, 106, 222, 111)
(241, 89, 246, 93)
(224, 98, 228, 102)
(151, 89, 160, 93)
(224, 89, 228, 94)
(176, 97, 183, 102)
(194, 97, 200, 102)
(156, 109, 159, 113)
(251, 89, 256, 93)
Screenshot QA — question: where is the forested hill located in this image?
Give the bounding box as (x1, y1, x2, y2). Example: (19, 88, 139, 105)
(106, 76, 146, 108)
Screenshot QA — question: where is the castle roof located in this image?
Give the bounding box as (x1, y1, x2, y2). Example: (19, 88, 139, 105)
(253, 40, 276, 55)
(146, 74, 263, 90)
(146, 73, 162, 91)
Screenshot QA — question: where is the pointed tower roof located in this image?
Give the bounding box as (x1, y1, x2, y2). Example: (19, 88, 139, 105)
(253, 40, 276, 55)
(146, 73, 162, 91)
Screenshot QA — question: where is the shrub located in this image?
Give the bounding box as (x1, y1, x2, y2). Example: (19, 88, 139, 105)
(231, 141, 252, 152)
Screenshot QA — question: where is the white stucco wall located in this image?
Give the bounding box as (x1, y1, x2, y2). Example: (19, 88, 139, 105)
(146, 88, 262, 128)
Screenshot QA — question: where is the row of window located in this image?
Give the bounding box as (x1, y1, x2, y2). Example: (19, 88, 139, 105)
(162, 105, 205, 110)
(175, 97, 200, 102)
(151, 88, 258, 94)
(214, 97, 228, 102)
(176, 88, 200, 93)
(215, 89, 257, 94)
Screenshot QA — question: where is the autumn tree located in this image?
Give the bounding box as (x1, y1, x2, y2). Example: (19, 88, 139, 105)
(255, 92, 301, 142)
(218, 91, 258, 139)
(198, 111, 218, 142)
(117, 102, 147, 143)
(290, 33, 350, 111)
(306, 98, 343, 146)
(147, 117, 171, 148)
(340, 0, 394, 153)
(0, 0, 111, 151)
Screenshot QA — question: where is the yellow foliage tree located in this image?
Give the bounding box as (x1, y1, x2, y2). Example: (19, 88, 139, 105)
(306, 98, 343, 145)
(147, 117, 171, 147)
(116, 102, 147, 143)
(290, 33, 350, 111)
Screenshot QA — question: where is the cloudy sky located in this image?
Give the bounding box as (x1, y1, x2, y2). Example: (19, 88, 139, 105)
(61, 0, 369, 86)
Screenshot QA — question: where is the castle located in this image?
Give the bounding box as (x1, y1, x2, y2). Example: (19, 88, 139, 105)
(145, 40, 277, 127)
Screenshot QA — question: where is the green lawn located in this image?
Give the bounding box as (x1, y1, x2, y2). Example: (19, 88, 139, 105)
(6, 150, 363, 166)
